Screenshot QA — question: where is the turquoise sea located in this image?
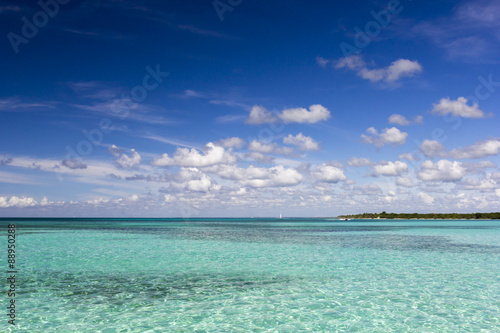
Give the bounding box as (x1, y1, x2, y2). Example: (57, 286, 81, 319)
(2, 218, 500, 332)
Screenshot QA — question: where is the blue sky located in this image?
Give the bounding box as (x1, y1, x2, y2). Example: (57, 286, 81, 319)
(1, 0, 499, 217)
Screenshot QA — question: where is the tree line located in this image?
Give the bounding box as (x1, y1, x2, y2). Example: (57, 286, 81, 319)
(338, 212, 500, 219)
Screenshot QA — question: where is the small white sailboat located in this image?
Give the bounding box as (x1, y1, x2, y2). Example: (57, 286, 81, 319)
(279, 213, 282, 219)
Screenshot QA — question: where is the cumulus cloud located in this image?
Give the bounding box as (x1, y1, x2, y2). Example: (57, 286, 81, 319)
(419, 140, 447, 158)
(347, 157, 374, 167)
(362, 127, 408, 148)
(418, 160, 466, 182)
(109, 144, 122, 157)
(373, 161, 408, 176)
(399, 153, 419, 161)
(0, 196, 38, 208)
(396, 177, 414, 187)
(248, 140, 294, 155)
(248, 141, 276, 154)
(384, 59, 424, 83)
(152, 142, 236, 167)
(388, 114, 424, 126)
(171, 168, 220, 192)
(335, 55, 423, 83)
(215, 137, 245, 149)
(431, 97, 487, 118)
(62, 159, 87, 169)
(278, 104, 331, 124)
(351, 183, 383, 196)
(388, 114, 411, 126)
(240, 165, 303, 188)
(283, 133, 319, 151)
(449, 138, 500, 159)
(244, 152, 275, 163)
(417, 192, 435, 205)
(313, 164, 346, 183)
(246, 104, 331, 125)
(207, 164, 303, 188)
(246, 105, 275, 124)
(414, 115, 424, 124)
(115, 149, 142, 169)
(207, 164, 267, 181)
(461, 177, 497, 192)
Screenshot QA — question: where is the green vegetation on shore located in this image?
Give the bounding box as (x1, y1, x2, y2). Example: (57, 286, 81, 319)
(338, 212, 500, 220)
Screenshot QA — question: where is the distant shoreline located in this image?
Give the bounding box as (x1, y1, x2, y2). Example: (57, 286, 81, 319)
(339, 217, 498, 220)
(338, 212, 500, 220)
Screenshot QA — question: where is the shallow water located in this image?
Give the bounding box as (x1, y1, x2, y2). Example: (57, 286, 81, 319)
(2, 218, 499, 332)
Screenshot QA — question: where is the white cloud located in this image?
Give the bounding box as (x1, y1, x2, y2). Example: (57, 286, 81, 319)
(335, 54, 365, 71)
(417, 192, 435, 205)
(313, 164, 346, 183)
(418, 160, 466, 182)
(171, 168, 220, 192)
(248, 140, 294, 155)
(419, 140, 446, 158)
(461, 177, 497, 192)
(215, 137, 245, 149)
(351, 183, 383, 196)
(283, 133, 319, 151)
(399, 153, 419, 161)
(246, 105, 275, 124)
(384, 59, 424, 83)
(0, 196, 38, 208)
(72, 99, 176, 125)
(241, 165, 303, 188)
(205, 164, 303, 188)
(248, 141, 276, 154)
(278, 104, 331, 124)
(396, 177, 414, 187)
(152, 142, 236, 167)
(362, 127, 408, 148)
(208, 164, 269, 181)
(185, 175, 215, 192)
(373, 161, 408, 176)
(115, 149, 142, 169)
(388, 114, 411, 126)
(109, 144, 122, 157)
(449, 138, 500, 159)
(347, 157, 374, 167)
(0, 97, 56, 112)
(62, 159, 87, 169)
(431, 97, 486, 118)
(335, 55, 423, 83)
(414, 115, 424, 124)
(316, 56, 329, 68)
(128, 194, 139, 201)
(244, 152, 275, 163)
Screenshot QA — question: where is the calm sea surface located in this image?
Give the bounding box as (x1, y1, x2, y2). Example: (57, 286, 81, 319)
(1, 218, 499, 332)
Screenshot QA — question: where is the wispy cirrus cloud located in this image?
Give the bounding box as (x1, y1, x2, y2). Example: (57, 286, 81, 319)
(410, 0, 500, 63)
(177, 24, 236, 40)
(0, 97, 57, 112)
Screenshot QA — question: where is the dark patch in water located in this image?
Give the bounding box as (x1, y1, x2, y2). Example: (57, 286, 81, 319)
(19, 271, 293, 304)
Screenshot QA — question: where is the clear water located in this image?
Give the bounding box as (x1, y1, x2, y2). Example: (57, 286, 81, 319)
(2, 218, 499, 332)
